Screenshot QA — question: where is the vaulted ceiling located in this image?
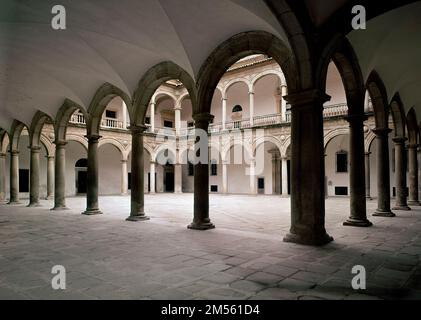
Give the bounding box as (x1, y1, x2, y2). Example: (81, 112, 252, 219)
(0, 0, 420, 131)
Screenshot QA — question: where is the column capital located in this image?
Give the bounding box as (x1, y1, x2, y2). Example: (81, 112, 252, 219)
(121, 159, 128, 164)
(392, 136, 408, 144)
(284, 89, 331, 107)
(408, 143, 419, 149)
(372, 127, 392, 137)
(85, 134, 102, 143)
(249, 91, 255, 95)
(193, 113, 214, 130)
(54, 140, 67, 147)
(46, 155, 55, 160)
(129, 124, 148, 134)
(29, 146, 42, 153)
(9, 149, 19, 155)
(0, 152, 6, 158)
(365, 152, 371, 156)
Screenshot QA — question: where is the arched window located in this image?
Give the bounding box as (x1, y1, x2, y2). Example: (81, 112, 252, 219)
(75, 158, 88, 167)
(232, 105, 243, 113)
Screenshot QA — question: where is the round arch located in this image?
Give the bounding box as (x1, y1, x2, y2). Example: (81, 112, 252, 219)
(40, 134, 55, 157)
(251, 69, 286, 88)
(9, 120, 28, 152)
(324, 128, 350, 150)
(253, 136, 283, 158)
(407, 108, 419, 145)
(98, 138, 126, 160)
(366, 70, 390, 129)
(55, 99, 88, 143)
(222, 142, 253, 163)
(222, 78, 252, 98)
(365, 131, 377, 153)
(390, 93, 407, 138)
(66, 134, 88, 152)
(29, 111, 54, 149)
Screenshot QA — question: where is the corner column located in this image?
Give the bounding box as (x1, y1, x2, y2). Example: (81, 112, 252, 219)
(283, 90, 333, 245)
(372, 128, 395, 217)
(281, 156, 288, 196)
(408, 143, 419, 206)
(46, 156, 54, 200)
(28, 146, 41, 207)
(188, 113, 215, 230)
(121, 159, 128, 195)
(52, 141, 67, 210)
(126, 125, 150, 222)
(8, 150, 20, 204)
(393, 137, 410, 210)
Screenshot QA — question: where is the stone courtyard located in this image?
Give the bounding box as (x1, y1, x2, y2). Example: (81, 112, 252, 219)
(0, 194, 420, 300)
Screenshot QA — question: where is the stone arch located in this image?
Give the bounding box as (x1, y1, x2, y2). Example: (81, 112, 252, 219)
(390, 93, 407, 138)
(9, 120, 28, 151)
(280, 135, 291, 159)
(40, 134, 55, 157)
(365, 131, 377, 153)
(126, 143, 154, 162)
(366, 70, 390, 129)
(153, 91, 178, 105)
(133, 61, 197, 125)
(87, 83, 132, 136)
(223, 78, 252, 98)
(222, 141, 253, 163)
(196, 31, 299, 115)
(407, 108, 419, 145)
(66, 134, 88, 152)
(251, 69, 286, 88)
(0, 130, 10, 154)
(176, 91, 191, 107)
(324, 128, 350, 150)
(252, 136, 283, 158)
(98, 138, 126, 160)
(55, 99, 87, 143)
(29, 111, 54, 149)
(154, 144, 177, 165)
(317, 36, 365, 114)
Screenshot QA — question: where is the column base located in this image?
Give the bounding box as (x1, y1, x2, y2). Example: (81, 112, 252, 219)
(343, 218, 373, 227)
(45, 196, 54, 200)
(27, 202, 42, 208)
(392, 205, 411, 211)
(408, 200, 420, 206)
(7, 201, 21, 205)
(373, 210, 396, 217)
(126, 214, 150, 222)
(283, 232, 333, 246)
(82, 209, 103, 215)
(51, 206, 69, 211)
(188, 221, 215, 230)
(366, 196, 373, 200)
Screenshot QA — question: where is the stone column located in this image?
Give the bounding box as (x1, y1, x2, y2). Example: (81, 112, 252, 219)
(0, 153, 6, 202)
(249, 159, 257, 195)
(283, 90, 333, 245)
(150, 161, 156, 194)
(82, 135, 102, 215)
(122, 101, 127, 130)
(175, 106, 181, 136)
(418, 147, 421, 201)
(222, 161, 228, 194)
(222, 98, 227, 131)
(281, 156, 288, 196)
(269, 150, 281, 194)
(343, 114, 372, 227)
(393, 137, 410, 210)
(150, 102, 155, 133)
(174, 163, 182, 194)
(372, 128, 395, 217)
(28, 146, 41, 207)
(249, 91, 255, 126)
(126, 125, 150, 221)
(120, 159, 128, 195)
(8, 150, 20, 204)
(46, 156, 54, 200)
(365, 152, 371, 200)
(281, 85, 288, 122)
(408, 143, 419, 206)
(188, 113, 215, 230)
(52, 141, 67, 210)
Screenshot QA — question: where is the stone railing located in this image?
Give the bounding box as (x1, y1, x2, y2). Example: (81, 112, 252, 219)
(70, 114, 125, 130)
(70, 113, 86, 125)
(323, 103, 348, 118)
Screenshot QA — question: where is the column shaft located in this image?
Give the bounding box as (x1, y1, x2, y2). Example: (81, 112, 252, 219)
(174, 163, 182, 194)
(222, 162, 228, 194)
(281, 86, 288, 122)
(121, 160, 128, 195)
(249, 159, 257, 195)
(83, 135, 102, 215)
(249, 92, 254, 126)
(150, 103, 155, 133)
(52, 141, 67, 210)
(281, 157, 288, 196)
(365, 152, 371, 200)
(408, 144, 419, 206)
(28, 146, 41, 207)
(344, 114, 372, 227)
(222, 98, 227, 130)
(46, 156, 54, 200)
(188, 113, 215, 230)
(393, 137, 410, 210)
(126, 126, 149, 221)
(373, 128, 395, 216)
(150, 162, 156, 194)
(9, 150, 20, 204)
(283, 90, 333, 245)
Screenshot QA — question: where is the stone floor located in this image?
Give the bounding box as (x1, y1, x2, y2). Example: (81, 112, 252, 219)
(0, 194, 421, 300)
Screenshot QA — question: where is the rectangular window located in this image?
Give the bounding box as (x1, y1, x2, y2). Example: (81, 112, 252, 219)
(19, 169, 29, 193)
(336, 152, 348, 173)
(164, 120, 173, 128)
(187, 121, 194, 128)
(188, 162, 194, 176)
(145, 117, 151, 125)
(210, 185, 218, 192)
(258, 178, 265, 189)
(335, 186, 348, 196)
(210, 162, 217, 176)
(105, 110, 117, 119)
